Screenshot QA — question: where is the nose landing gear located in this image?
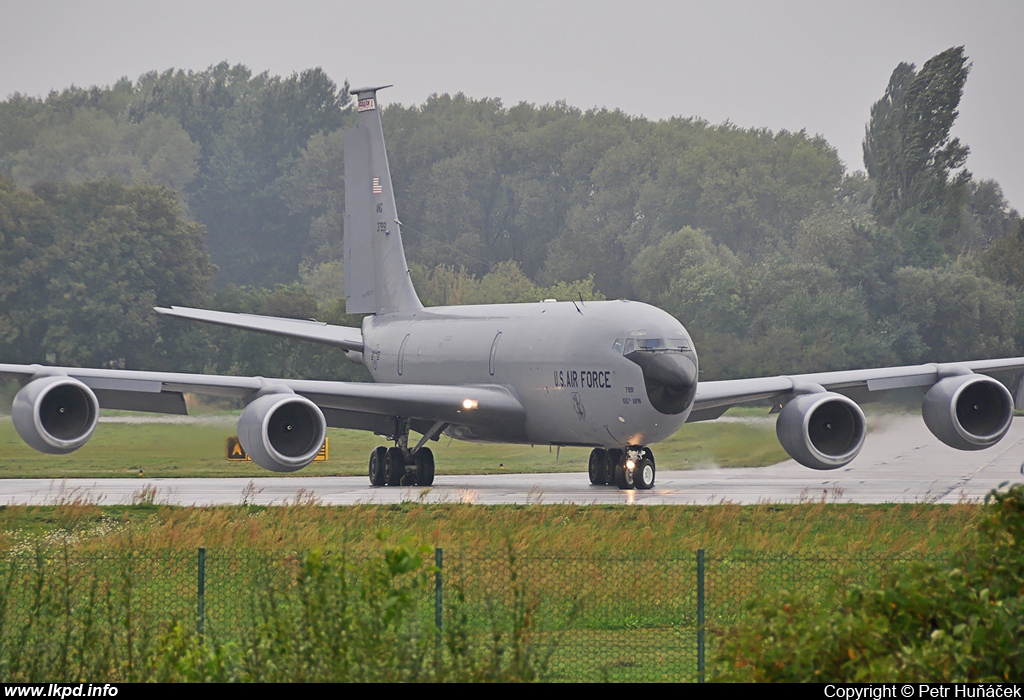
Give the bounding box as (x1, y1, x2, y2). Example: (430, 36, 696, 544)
(589, 446, 656, 490)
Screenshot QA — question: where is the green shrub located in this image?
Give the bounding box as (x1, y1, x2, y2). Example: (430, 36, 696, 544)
(714, 485, 1024, 681)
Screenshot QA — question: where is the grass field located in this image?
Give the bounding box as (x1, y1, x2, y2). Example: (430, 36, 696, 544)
(0, 413, 788, 478)
(0, 496, 982, 555)
(0, 500, 985, 681)
(0, 487, 997, 681)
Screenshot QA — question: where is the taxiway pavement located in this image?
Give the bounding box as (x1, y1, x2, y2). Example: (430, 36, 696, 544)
(2, 415, 1023, 506)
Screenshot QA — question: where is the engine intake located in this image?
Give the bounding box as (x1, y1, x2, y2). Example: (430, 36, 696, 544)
(12, 376, 99, 455)
(922, 374, 1013, 451)
(776, 392, 866, 470)
(238, 393, 327, 472)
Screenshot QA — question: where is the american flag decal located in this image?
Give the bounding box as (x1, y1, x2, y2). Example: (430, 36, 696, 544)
(372, 177, 383, 194)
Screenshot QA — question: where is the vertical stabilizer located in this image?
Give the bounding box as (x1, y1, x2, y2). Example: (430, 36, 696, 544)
(344, 86, 422, 315)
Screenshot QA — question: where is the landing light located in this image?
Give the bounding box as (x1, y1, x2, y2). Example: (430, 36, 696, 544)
(625, 459, 636, 471)
(462, 399, 478, 410)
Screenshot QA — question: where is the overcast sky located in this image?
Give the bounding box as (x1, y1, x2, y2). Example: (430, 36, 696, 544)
(4, 0, 1023, 210)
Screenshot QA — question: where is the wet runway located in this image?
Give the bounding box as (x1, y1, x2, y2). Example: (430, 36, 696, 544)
(3, 415, 1023, 506)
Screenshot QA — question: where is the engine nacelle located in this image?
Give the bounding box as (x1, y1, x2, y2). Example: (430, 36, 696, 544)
(922, 374, 1013, 451)
(12, 376, 99, 455)
(237, 393, 327, 473)
(776, 392, 867, 470)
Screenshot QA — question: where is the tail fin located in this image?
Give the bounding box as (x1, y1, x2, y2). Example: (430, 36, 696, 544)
(344, 86, 422, 315)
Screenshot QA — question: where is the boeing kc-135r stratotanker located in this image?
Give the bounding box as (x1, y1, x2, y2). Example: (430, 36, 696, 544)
(4, 85, 1024, 490)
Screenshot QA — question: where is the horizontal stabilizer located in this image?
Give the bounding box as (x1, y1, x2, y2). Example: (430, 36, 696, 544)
(154, 306, 363, 353)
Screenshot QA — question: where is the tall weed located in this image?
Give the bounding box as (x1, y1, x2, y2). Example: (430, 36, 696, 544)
(0, 536, 561, 682)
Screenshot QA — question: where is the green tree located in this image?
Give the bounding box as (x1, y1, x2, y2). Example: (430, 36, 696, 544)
(628, 226, 745, 334)
(543, 135, 654, 297)
(181, 68, 350, 286)
(385, 96, 602, 280)
(11, 110, 199, 191)
(410, 261, 602, 307)
(283, 129, 346, 260)
(892, 265, 1018, 362)
(864, 47, 972, 229)
(33, 181, 213, 369)
(743, 262, 890, 376)
(959, 179, 1021, 253)
(0, 94, 47, 174)
(0, 178, 59, 362)
(978, 219, 1024, 290)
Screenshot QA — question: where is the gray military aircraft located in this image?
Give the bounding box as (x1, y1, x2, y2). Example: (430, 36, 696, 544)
(4, 85, 1024, 490)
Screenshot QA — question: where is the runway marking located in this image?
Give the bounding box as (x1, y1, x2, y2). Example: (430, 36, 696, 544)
(931, 431, 1024, 503)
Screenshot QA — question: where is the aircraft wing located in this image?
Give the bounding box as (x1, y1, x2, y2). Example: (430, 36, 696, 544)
(0, 364, 524, 433)
(686, 358, 1024, 422)
(154, 306, 364, 353)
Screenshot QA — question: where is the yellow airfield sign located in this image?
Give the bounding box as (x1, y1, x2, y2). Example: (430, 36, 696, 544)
(226, 437, 329, 461)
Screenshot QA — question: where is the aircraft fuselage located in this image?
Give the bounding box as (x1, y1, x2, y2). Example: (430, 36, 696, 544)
(362, 298, 697, 448)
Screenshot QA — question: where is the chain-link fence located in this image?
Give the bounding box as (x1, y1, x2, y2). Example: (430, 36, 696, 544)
(0, 547, 931, 682)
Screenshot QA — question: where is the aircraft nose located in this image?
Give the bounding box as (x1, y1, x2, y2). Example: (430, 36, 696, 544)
(624, 350, 698, 415)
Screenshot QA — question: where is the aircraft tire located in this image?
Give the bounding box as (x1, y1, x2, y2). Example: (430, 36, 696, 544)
(384, 447, 405, 486)
(615, 460, 635, 490)
(635, 457, 655, 490)
(415, 447, 435, 486)
(603, 449, 622, 485)
(588, 448, 607, 485)
(368, 446, 387, 486)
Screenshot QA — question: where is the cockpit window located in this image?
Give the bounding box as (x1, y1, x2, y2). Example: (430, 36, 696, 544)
(616, 337, 690, 354)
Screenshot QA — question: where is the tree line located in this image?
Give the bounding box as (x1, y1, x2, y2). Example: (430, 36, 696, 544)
(1, 48, 1021, 381)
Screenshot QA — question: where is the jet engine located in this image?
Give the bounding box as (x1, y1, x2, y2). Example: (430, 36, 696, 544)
(776, 392, 866, 470)
(12, 376, 99, 455)
(922, 374, 1013, 451)
(237, 393, 327, 472)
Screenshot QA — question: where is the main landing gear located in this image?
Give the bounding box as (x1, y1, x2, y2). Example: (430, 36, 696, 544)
(368, 418, 438, 487)
(588, 447, 655, 490)
(368, 446, 434, 486)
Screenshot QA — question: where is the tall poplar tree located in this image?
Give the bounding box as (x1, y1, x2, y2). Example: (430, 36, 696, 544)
(863, 47, 972, 228)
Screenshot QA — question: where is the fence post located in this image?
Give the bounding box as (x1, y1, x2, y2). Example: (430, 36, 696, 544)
(197, 547, 206, 639)
(697, 548, 705, 683)
(434, 547, 443, 644)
